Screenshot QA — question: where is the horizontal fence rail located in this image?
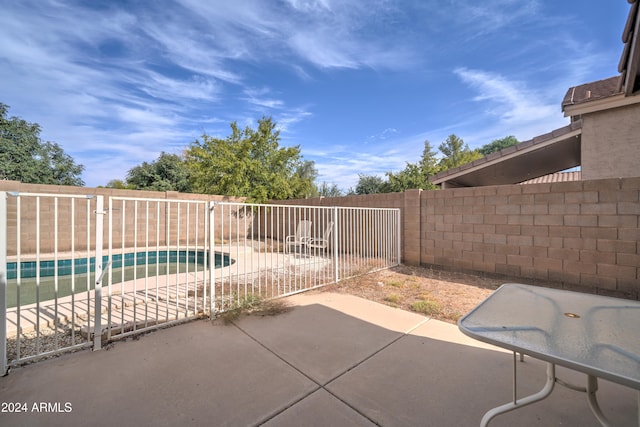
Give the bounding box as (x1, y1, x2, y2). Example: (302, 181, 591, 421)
(2, 193, 400, 373)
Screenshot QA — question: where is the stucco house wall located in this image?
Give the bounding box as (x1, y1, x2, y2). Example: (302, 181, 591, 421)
(581, 102, 640, 181)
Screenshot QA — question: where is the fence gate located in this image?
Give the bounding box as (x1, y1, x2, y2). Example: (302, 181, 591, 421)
(1, 192, 104, 375)
(1, 193, 400, 374)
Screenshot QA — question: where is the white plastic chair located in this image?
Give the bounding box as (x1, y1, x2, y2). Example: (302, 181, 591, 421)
(285, 220, 312, 253)
(306, 221, 334, 255)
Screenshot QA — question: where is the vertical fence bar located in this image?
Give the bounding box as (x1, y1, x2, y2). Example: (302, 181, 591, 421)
(53, 198, 59, 350)
(333, 206, 339, 283)
(0, 192, 7, 375)
(35, 197, 41, 355)
(85, 198, 92, 341)
(164, 202, 170, 323)
(144, 201, 150, 327)
(202, 202, 208, 316)
(396, 209, 402, 266)
(193, 203, 199, 315)
(107, 197, 113, 341)
(275, 205, 280, 297)
(120, 200, 126, 335)
(185, 203, 190, 317)
(155, 201, 161, 321)
(93, 195, 104, 351)
(70, 199, 76, 345)
(209, 202, 215, 314)
(133, 201, 139, 330)
(15, 195, 21, 361)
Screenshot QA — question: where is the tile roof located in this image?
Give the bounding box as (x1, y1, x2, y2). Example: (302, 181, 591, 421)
(562, 1, 640, 110)
(561, 76, 622, 109)
(519, 171, 581, 184)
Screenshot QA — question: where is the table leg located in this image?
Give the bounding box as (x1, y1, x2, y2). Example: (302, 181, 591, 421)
(586, 375, 613, 427)
(481, 362, 556, 427)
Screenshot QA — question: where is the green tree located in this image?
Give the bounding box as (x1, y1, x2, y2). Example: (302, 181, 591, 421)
(386, 140, 440, 191)
(316, 182, 343, 197)
(185, 117, 312, 203)
(478, 135, 519, 156)
(125, 152, 191, 192)
(438, 134, 482, 170)
(0, 103, 84, 185)
(104, 179, 133, 189)
(350, 174, 389, 195)
(291, 160, 319, 199)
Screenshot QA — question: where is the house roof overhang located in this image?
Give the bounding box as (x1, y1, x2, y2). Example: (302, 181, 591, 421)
(429, 122, 582, 188)
(620, 0, 640, 96)
(563, 85, 640, 117)
(562, 0, 640, 117)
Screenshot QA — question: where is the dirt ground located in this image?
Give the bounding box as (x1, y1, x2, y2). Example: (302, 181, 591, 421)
(323, 265, 504, 324)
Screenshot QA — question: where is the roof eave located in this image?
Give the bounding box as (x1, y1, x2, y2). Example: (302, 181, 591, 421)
(622, 0, 640, 95)
(430, 126, 582, 186)
(562, 92, 640, 117)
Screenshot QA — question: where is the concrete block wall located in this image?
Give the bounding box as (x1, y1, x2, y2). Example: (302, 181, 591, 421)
(290, 178, 640, 299)
(424, 178, 640, 298)
(3, 179, 638, 298)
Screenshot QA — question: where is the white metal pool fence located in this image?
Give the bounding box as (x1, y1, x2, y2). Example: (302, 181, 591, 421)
(0, 192, 400, 373)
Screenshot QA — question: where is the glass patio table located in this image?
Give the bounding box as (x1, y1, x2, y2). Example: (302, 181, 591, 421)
(458, 283, 640, 427)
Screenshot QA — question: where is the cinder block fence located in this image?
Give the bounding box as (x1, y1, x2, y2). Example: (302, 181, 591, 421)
(284, 178, 640, 299)
(2, 177, 639, 299)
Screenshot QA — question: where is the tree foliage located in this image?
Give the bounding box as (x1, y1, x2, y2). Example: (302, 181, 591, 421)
(124, 152, 191, 192)
(437, 134, 482, 170)
(478, 135, 519, 156)
(386, 140, 439, 191)
(185, 117, 314, 203)
(350, 174, 389, 195)
(316, 182, 343, 197)
(291, 160, 319, 199)
(347, 134, 503, 194)
(0, 103, 84, 185)
(104, 179, 132, 189)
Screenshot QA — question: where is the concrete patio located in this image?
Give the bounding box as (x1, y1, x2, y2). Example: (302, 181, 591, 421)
(0, 292, 636, 426)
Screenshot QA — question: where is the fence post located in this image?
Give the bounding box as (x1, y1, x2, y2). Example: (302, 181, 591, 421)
(0, 192, 7, 375)
(333, 206, 339, 283)
(397, 209, 402, 266)
(93, 195, 104, 351)
(208, 201, 216, 315)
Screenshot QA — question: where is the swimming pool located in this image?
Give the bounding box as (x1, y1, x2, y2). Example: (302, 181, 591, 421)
(6, 250, 233, 308)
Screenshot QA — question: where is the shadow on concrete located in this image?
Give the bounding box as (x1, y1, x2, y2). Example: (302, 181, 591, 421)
(0, 293, 636, 426)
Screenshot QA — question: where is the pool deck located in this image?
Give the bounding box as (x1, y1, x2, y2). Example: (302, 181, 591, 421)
(4, 247, 329, 339)
(1, 292, 636, 426)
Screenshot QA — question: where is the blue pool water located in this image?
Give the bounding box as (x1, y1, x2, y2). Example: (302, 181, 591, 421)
(7, 250, 230, 280)
(6, 250, 233, 308)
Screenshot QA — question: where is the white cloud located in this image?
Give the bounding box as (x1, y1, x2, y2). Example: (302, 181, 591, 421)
(367, 128, 399, 142)
(452, 67, 569, 145)
(284, 0, 333, 13)
(308, 144, 411, 190)
(455, 68, 557, 123)
(276, 109, 314, 133)
(242, 88, 285, 109)
(463, 0, 541, 34)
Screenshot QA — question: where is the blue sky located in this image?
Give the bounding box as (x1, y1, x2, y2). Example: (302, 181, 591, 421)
(0, 1, 630, 190)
